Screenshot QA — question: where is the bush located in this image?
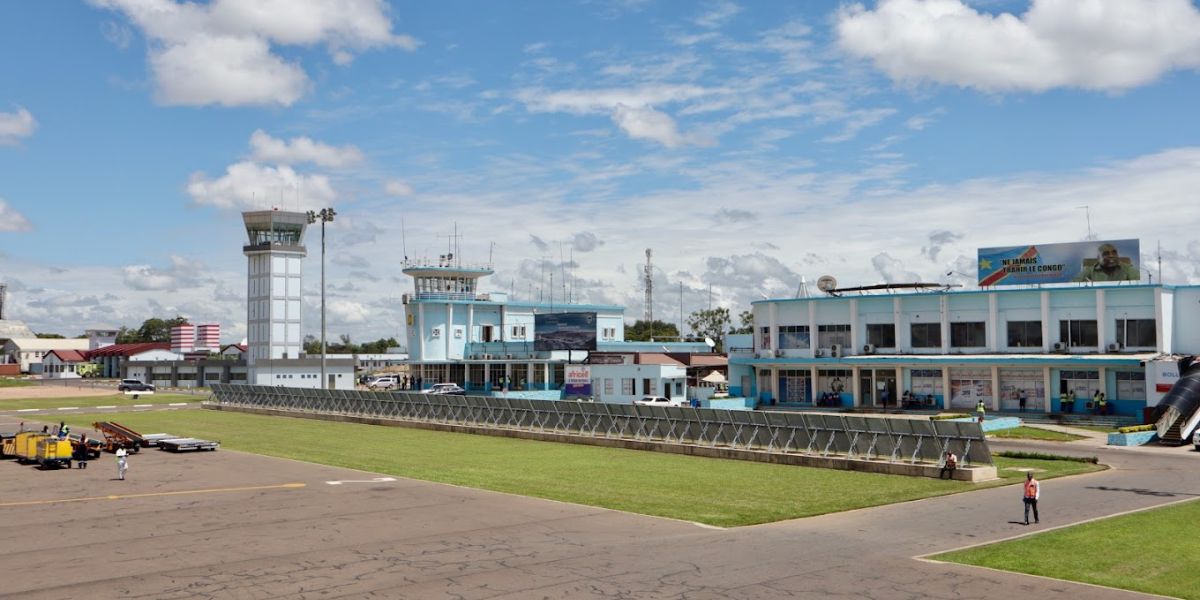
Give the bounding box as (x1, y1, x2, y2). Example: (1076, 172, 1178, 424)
(930, 413, 970, 421)
(995, 450, 1098, 464)
(1117, 424, 1156, 434)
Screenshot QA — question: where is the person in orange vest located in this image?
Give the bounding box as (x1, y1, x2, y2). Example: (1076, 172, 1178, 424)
(1023, 472, 1040, 525)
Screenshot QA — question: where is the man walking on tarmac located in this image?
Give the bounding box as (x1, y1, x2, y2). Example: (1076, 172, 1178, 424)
(116, 447, 128, 480)
(1023, 472, 1040, 525)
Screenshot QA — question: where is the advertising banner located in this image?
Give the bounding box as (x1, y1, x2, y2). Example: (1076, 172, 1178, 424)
(564, 365, 592, 397)
(977, 239, 1140, 286)
(534, 312, 598, 351)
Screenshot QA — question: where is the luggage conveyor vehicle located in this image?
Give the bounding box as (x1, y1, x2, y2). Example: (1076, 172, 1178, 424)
(94, 421, 219, 454)
(157, 437, 220, 452)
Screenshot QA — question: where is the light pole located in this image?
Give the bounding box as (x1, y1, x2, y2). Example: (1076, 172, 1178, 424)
(307, 208, 336, 388)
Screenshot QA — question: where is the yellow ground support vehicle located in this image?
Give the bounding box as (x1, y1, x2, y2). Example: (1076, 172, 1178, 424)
(13, 432, 49, 463)
(35, 437, 73, 469)
(0, 434, 15, 458)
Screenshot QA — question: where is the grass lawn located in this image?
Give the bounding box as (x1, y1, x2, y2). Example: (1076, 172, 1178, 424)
(989, 426, 1087, 442)
(1068, 424, 1119, 434)
(935, 499, 1200, 600)
(0, 393, 202, 411)
(0, 378, 35, 387)
(63, 409, 1104, 527)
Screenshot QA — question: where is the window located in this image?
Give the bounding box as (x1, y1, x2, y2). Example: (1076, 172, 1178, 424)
(911, 369, 944, 401)
(759, 327, 771, 350)
(1006, 321, 1042, 348)
(510, 325, 527, 338)
(604, 378, 613, 395)
(817, 324, 851, 348)
(1059, 320, 1098, 346)
(1061, 369, 1100, 399)
(1115, 319, 1155, 348)
(950, 322, 986, 348)
(642, 378, 651, 395)
(1115, 371, 1146, 400)
(911, 323, 941, 348)
(621, 378, 634, 395)
(601, 327, 617, 339)
(778, 325, 810, 349)
(866, 323, 895, 348)
(818, 369, 851, 394)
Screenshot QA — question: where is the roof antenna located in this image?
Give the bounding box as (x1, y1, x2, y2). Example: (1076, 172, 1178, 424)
(401, 217, 409, 262)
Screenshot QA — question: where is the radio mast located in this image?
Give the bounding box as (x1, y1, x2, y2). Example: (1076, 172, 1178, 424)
(644, 249, 653, 333)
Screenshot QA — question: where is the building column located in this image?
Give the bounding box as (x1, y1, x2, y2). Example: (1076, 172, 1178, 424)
(990, 365, 1000, 411)
(467, 304, 475, 344)
(768, 302, 777, 356)
(1040, 291, 1051, 353)
(849, 298, 859, 354)
(941, 368, 951, 411)
(939, 295, 950, 354)
(770, 365, 779, 401)
(1095, 288, 1107, 350)
(1043, 367, 1053, 412)
(810, 365, 819, 403)
(893, 297, 904, 349)
(416, 303, 425, 360)
(1154, 287, 1166, 353)
(851, 366, 861, 407)
(987, 293, 999, 351)
(808, 302, 817, 358)
(1098, 366, 1108, 400)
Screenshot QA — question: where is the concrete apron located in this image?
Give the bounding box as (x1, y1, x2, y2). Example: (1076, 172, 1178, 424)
(208, 405, 998, 482)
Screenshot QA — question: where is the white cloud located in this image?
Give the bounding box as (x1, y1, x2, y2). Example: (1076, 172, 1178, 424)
(0, 107, 37, 145)
(384, 179, 414, 197)
(89, 0, 418, 107)
(612, 104, 691, 148)
(327, 299, 369, 323)
(0, 199, 33, 232)
(121, 256, 210, 291)
(100, 19, 133, 49)
(516, 84, 718, 115)
(249, 129, 364, 168)
(836, 0, 1200, 93)
(186, 161, 337, 210)
(694, 1, 742, 29)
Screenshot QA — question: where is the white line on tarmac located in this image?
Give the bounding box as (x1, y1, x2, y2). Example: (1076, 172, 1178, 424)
(168, 403, 187, 406)
(56, 407, 78, 410)
(133, 404, 152, 408)
(15, 408, 36, 412)
(95, 406, 115, 409)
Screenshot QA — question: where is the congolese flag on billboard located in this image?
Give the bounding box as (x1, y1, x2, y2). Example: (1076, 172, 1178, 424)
(977, 239, 1140, 286)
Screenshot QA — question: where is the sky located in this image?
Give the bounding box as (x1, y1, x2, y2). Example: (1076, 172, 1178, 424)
(1, 0, 1199, 346)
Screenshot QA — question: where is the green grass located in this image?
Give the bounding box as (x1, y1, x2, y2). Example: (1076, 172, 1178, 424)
(989, 426, 1087, 442)
(935, 499, 1200, 600)
(60, 409, 1104, 527)
(1066, 424, 1119, 434)
(0, 393, 201, 411)
(0, 378, 35, 387)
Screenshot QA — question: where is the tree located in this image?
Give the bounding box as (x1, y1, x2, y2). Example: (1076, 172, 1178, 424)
(730, 310, 754, 335)
(687, 308, 732, 352)
(116, 316, 190, 343)
(34, 332, 65, 339)
(624, 320, 681, 342)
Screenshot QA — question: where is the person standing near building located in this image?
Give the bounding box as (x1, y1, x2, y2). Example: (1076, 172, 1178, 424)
(1098, 392, 1108, 415)
(115, 447, 128, 481)
(1023, 472, 1040, 525)
(1018, 389, 1027, 413)
(975, 399, 986, 423)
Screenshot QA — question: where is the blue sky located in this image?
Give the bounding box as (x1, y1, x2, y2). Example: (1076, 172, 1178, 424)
(2, 0, 1199, 344)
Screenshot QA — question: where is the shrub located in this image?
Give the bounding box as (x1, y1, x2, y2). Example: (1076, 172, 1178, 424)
(995, 450, 1098, 464)
(931, 413, 971, 421)
(1117, 424, 1156, 434)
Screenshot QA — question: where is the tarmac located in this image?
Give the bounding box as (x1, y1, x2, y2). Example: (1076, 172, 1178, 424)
(0, 413, 1195, 599)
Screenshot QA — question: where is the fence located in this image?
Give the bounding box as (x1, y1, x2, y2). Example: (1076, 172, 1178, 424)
(209, 384, 992, 465)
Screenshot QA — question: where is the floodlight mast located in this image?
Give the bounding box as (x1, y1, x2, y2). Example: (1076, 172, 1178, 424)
(307, 207, 336, 388)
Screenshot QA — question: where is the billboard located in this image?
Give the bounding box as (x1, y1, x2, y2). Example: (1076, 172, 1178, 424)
(534, 312, 598, 351)
(564, 365, 592, 397)
(977, 239, 1140, 286)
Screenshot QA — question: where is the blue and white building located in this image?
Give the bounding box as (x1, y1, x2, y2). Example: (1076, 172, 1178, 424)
(731, 284, 1200, 417)
(401, 258, 710, 401)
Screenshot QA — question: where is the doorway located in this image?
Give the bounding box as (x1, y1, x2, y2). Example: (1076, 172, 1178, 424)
(859, 368, 897, 407)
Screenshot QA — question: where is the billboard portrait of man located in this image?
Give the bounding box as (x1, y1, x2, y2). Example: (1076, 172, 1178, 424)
(1073, 243, 1140, 282)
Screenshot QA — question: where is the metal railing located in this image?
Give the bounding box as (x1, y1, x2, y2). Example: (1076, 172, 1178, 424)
(209, 384, 992, 465)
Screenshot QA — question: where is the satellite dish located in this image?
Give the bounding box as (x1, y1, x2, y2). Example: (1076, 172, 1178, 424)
(816, 275, 838, 292)
(704, 337, 716, 348)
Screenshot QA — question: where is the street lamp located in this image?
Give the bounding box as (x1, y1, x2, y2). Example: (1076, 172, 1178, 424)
(307, 207, 336, 388)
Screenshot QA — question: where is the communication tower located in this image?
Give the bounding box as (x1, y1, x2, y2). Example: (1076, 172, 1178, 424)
(643, 249, 653, 324)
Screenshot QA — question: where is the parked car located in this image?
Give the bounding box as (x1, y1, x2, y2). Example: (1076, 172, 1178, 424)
(367, 375, 399, 390)
(117, 379, 155, 392)
(1193, 428, 1200, 451)
(634, 396, 684, 407)
(422, 383, 466, 395)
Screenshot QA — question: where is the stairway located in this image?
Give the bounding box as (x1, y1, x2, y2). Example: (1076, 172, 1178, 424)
(1158, 419, 1186, 446)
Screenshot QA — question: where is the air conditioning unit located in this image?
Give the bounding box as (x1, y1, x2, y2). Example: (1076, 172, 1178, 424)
(481, 353, 493, 360)
(1107, 342, 1123, 352)
(1052, 342, 1067, 352)
(831, 344, 843, 358)
(505, 353, 515, 359)
(863, 344, 876, 354)
(814, 349, 825, 358)
(774, 349, 785, 358)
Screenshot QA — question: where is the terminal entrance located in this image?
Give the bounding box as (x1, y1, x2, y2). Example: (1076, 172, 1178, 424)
(859, 368, 897, 407)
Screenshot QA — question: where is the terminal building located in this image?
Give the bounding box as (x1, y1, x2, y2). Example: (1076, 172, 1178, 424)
(400, 257, 718, 402)
(731, 283, 1200, 418)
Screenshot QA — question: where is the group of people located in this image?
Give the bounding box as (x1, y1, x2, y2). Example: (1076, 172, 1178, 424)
(940, 451, 1040, 525)
(1058, 390, 1110, 415)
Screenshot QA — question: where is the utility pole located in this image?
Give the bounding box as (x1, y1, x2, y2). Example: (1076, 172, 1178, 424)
(307, 207, 336, 388)
(644, 249, 653, 340)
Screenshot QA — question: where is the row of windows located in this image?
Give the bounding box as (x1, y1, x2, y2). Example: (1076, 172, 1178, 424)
(761, 319, 1156, 349)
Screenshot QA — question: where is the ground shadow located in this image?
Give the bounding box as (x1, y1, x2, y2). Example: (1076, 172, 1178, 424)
(1085, 485, 1200, 497)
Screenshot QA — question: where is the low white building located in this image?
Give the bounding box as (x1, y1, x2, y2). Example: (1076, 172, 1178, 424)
(42, 349, 88, 379)
(2, 338, 91, 373)
(246, 357, 356, 390)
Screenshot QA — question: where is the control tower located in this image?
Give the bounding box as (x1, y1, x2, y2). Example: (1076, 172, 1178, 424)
(401, 254, 494, 363)
(242, 210, 308, 364)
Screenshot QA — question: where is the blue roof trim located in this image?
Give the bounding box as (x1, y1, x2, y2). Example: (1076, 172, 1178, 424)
(408, 298, 624, 311)
(751, 283, 1167, 305)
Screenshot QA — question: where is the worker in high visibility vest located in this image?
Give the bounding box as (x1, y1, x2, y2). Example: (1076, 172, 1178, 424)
(975, 400, 986, 424)
(1023, 472, 1040, 525)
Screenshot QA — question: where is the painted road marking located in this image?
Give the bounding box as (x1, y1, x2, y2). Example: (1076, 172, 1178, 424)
(57, 407, 78, 411)
(133, 404, 152, 408)
(15, 409, 36, 413)
(95, 406, 116, 409)
(326, 477, 397, 485)
(0, 483, 307, 508)
(168, 403, 187, 406)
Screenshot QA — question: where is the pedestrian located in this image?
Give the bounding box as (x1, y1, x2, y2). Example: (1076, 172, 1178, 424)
(116, 447, 128, 480)
(1023, 472, 1040, 525)
(42, 425, 49, 434)
(939, 451, 958, 479)
(975, 399, 986, 424)
(1018, 389, 1027, 413)
(59, 424, 70, 439)
(1098, 392, 1108, 416)
(1067, 390, 1076, 414)
(881, 388, 890, 407)
(416, 376, 423, 390)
